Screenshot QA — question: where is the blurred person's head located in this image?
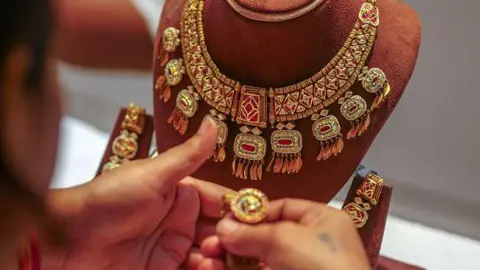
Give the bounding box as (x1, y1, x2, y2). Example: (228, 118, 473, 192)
(0, 0, 61, 258)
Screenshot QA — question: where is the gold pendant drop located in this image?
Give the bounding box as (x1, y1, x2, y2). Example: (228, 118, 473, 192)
(156, 59, 186, 103)
(267, 122, 303, 174)
(168, 86, 200, 135)
(340, 95, 370, 139)
(206, 109, 229, 162)
(312, 111, 344, 161)
(232, 127, 267, 180)
(359, 67, 391, 110)
(359, 1, 379, 27)
(158, 27, 180, 67)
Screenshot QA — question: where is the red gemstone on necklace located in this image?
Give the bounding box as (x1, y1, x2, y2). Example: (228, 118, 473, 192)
(320, 125, 331, 133)
(241, 144, 256, 152)
(349, 105, 358, 112)
(277, 139, 292, 145)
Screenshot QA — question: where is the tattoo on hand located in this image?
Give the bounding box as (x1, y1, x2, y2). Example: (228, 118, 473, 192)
(318, 233, 338, 252)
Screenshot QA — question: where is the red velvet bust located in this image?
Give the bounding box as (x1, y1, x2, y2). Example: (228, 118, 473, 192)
(153, 0, 421, 202)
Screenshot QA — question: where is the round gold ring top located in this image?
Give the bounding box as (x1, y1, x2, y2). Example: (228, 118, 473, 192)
(229, 188, 268, 224)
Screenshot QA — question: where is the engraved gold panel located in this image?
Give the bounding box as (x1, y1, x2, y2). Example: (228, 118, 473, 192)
(357, 173, 384, 205)
(236, 86, 268, 128)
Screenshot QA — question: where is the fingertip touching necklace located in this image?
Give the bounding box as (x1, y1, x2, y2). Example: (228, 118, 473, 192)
(155, 0, 391, 180)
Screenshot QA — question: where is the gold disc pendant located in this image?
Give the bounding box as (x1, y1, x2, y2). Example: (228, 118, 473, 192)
(168, 86, 200, 135)
(158, 27, 180, 67)
(156, 58, 185, 103)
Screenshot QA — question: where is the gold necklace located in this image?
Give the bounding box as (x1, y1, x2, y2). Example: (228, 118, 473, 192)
(155, 0, 391, 180)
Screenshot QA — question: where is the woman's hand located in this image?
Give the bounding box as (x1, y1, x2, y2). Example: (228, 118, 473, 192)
(44, 118, 229, 270)
(192, 198, 371, 270)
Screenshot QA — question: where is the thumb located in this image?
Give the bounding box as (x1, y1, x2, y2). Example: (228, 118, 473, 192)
(216, 218, 299, 261)
(140, 116, 217, 192)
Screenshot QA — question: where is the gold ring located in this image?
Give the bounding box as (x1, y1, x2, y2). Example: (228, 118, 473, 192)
(222, 188, 269, 224)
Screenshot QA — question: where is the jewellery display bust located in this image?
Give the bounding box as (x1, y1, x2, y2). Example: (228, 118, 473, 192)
(153, 0, 421, 202)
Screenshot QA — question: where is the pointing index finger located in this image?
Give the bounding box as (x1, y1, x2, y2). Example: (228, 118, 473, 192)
(143, 117, 218, 193)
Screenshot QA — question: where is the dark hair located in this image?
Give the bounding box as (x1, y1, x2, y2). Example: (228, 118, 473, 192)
(0, 0, 53, 88)
(0, 0, 56, 247)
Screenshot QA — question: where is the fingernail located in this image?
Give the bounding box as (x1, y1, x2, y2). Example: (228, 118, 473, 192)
(198, 116, 215, 135)
(217, 219, 240, 236)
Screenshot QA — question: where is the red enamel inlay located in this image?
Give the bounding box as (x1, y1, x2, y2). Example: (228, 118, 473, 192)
(346, 204, 366, 225)
(241, 143, 256, 152)
(349, 105, 358, 112)
(320, 125, 331, 133)
(180, 99, 187, 107)
(277, 139, 292, 145)
(239, 92, 261, 124)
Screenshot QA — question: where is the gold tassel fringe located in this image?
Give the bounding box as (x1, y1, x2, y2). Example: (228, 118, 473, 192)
(232, 157, 264, 180)
(267, 153, 303, 174)
(168, 108, 189, 135)
(213, 144, 226, 162)
(155, 75, 172, 103)
(347, 112, 371, 140)
(316, 135, 344, 161)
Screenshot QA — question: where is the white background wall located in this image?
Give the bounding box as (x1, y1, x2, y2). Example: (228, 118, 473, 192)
(62, 0, 480, 239)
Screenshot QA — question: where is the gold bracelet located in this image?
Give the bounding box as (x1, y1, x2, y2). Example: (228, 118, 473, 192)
(102, 103, 146, 174)
(343, 173, 384, 228)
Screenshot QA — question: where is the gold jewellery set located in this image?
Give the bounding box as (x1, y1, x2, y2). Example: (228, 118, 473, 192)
(155, 0, 390, 180)
(102, 104, 146, 174)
